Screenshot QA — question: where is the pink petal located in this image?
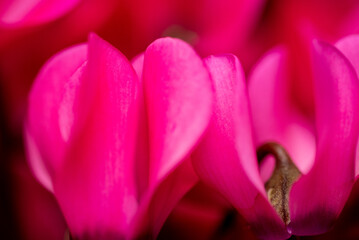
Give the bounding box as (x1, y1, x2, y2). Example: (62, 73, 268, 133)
(131, 53, 144, 81)
(54, 34, 139, 239)
(11, 160, 67, 240)
(143, 37, 212, 185)
(0, 0, 81, 26)
(25, 43, 87, 192)
(336, 35, 359, 77)
(289, 41, 359, 235)
(336, 35, 359, 178)
(131, 158, 198, 238)
(131, 37, 212, 237)
(192, 54, 289, 239)
(248, 47, 316, 175)
(157, 182, 231, 239)
(131, 53, 149, 199)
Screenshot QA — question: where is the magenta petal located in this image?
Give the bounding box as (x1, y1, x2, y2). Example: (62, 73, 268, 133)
(54, 34, 139, 239)
(131, 53, 149, 199)
(336, 35, 359, 77)
(289, 41, 359, 235)
(192, 55, 289, 240)
(134, 37, 212, 236)
(143, 37, 212, 184)
(26, 44, 87, 192)
(131, 53, 144, 81)
(130, 158, 198, 238)
(144, 159, 198, 237)
(336, 35, 359, 178)
(248, 47, 316, 175)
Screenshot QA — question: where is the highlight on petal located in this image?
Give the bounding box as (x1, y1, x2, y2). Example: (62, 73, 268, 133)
(53, 34, 140, 239)
(130, 37, 212, 237)
(0, 0, 81, 26)
(131, 53, 144, 81)
(335, 34, 359, 178)
(25, 43, 87, 192)
(336, 35, 359, 77)
(248, 47, 316, 175)
(289, 40, 359, 235)
(191, 54, 289, 240)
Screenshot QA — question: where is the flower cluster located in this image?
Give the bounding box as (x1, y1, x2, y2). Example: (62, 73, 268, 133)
(1, 0, 359, 240)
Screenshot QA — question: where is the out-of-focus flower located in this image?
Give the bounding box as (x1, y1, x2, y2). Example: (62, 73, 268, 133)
(243, 0, 359, 118)
(0, 0, 81, 27)
(25, 33, 213, 239)
(192, 38, 359, 239)
(0, 0, 266, 134)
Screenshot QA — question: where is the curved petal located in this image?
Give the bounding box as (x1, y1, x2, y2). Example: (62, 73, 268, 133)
(336, 35, 359, 178)
(131, 158, 198, 239)
(248, 47, 316, 175)
(192, 54, 289, 240)
(336, 35, 359, 77)
(131, 37, 212, 237)
(131, 53, 144, 81)
(157, 182, 233, 239)
(0, 0, 81, 26)
(131, 53, 149, 199)
(54, 34, 139, 239)
(289, 41, 359, 235)
(11, 160, 67, 240)
(143, 37, 212, 185)
(25, 43, 87, 192)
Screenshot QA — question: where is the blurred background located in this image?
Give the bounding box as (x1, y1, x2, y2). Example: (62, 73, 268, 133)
(1, 0, 359, 239)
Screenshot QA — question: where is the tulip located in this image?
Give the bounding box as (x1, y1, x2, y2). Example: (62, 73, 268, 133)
(25, 33, 213, 239)
(192, 37, 359, 239)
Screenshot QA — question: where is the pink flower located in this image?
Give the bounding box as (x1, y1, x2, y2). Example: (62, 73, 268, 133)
(192, 37, 359, 239)
(25, 33, 213, 239)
